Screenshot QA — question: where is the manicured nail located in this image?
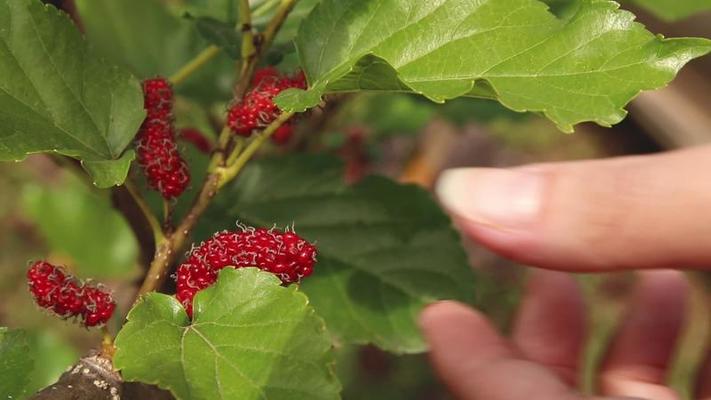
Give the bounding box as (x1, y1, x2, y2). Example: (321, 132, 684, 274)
(436, 168, 544, 230)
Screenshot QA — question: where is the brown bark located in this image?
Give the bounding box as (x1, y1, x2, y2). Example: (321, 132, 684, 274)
(29, 354, 175, 400)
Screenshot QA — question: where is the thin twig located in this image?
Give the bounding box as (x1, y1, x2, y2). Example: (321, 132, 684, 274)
(137, 173, 220, 296)
(261, 0, 298, 51)
(216, 112, 294, 188)
(207, 126, 234, 172)
(225, 137, 246, 166)
(234, 0, 298, 98)
(234, 0, 258, 98)
(239, 0, 255, 60)
(124, 179, 164, 243)
(169, 45, 222, 86)
(162, 199, 174, 232)
(253, 0, 281, 17)
(100, 326, 115, 359)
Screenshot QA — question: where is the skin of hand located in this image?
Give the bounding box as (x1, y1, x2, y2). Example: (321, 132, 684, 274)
(422, 145, 711, 400)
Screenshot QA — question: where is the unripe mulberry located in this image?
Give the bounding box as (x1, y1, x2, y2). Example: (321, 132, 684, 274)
(136, 77, 191, 199)
(176, 225, 317, 316)
(227, 69, 307, 139)
(27, 261, 116, 328)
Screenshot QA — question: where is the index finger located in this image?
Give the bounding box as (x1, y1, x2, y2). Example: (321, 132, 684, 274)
(419, 301, 579, 400)
(436, 145, 711, 272)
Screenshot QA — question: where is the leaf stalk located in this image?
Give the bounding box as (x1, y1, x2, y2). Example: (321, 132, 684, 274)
(169, 45, 222, 86)
(124, 179, 164, 243)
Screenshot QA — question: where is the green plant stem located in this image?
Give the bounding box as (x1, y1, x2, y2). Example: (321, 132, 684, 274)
(169, 45, 222, 86)
(225, 137, 246, 166)
(137, 172, 220, 296)
(162, 199, 174, 232)
(216, 112, 294, 188)
(207, 126, 234, 172)
(235, 0, 257, 97)
(262, 0, 297, 50)
(234, 0, 298, 98)
(124, 179, 164, 243)
(253, 0, 281, 17)
(239, 0, 255, 60)
(100, 326, 115, 359)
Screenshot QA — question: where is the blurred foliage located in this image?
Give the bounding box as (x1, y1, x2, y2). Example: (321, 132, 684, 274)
(177, 0, 238, 22)
(337, 93, 529, 140)
(486, 118, 599, 159)
(0, 327, 79, 400)
(0, 162, 113, 395)
(21, 173, 139, 280)
(75, 0, 235, 103)
(0, 327, 33, 399)
(434, 97, 530, 127)
(336, 345, 450, 400)
(629, 0, 711, 21)
(23, 330, 79, 395)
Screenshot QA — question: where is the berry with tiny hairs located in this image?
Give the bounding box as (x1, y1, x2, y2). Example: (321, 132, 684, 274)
(175, 225, 317, 316)
(136, 77, 191, 199)
(27, 261, 116, 328)
(227, 69, 307, 138)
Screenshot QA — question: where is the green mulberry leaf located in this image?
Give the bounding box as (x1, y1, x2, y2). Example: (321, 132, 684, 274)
(114, 268, 341, 400)
(0, 0, 145, 187)
(276, 0, 711, 132)
(0, 328, 34, 399)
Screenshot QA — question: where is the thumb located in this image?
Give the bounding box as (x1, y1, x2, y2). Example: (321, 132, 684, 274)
(436, 145, 711, 271)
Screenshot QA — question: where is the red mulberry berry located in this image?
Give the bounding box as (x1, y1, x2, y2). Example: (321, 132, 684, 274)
(27, 261, 115, 328)
(176, 225, 317, 316)
(227, 69, 307, 138)
(81, 287, 117, 327)
(251, 66, 281, 87)
(143, 78, 173, 120)
(136, 77, 191, 199)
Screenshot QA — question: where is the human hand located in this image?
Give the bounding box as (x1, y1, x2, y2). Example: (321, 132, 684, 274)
(421, 145, 711, 400)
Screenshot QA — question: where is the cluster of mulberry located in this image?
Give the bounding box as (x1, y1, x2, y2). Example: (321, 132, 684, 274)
(176, 225, 317, 316)
(227, 68, 307, 145)
(27, 261, 116, 327)
(136, 78, 191, 199)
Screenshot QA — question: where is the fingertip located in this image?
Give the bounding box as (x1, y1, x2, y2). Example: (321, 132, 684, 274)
(419, 300, 510, 364)
(419, 300, 483, 333)
(436, 167, 545, 231)
(599, 270, 690, 399)
(636, 270, 689, 297)
(420, 301, 579, 400)
(439, 149, 711, 272)
(435, 169, 473, 218)
(513, 270, 586, 385)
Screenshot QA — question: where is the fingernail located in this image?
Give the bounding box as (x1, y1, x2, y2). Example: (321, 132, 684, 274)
(436, 168, 544, 230)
